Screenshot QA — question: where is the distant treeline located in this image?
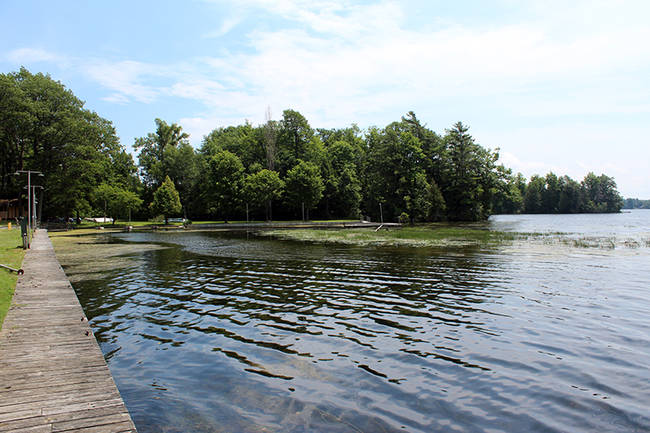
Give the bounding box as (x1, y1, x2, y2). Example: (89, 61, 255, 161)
(495, 172, 624, 214)
(623, 198, 650, 209)
(1, 68, 624, 223)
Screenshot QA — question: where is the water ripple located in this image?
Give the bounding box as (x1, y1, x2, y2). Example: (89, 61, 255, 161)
(66, 221, 650, 433)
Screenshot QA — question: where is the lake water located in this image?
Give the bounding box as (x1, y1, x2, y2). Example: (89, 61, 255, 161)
(64, 211, 650, 432)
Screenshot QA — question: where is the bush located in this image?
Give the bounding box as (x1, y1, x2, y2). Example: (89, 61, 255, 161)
(398, 212, 410, 224)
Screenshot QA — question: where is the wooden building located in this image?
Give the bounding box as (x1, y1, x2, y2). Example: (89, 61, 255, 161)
(0, 198, 25, 221)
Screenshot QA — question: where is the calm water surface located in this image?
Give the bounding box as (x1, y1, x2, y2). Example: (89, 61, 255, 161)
(66, 211, 650, 432)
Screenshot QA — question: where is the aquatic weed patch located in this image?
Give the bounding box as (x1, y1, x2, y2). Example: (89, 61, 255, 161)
(50, 231, 167, 279)
(262, 225, 521, 248)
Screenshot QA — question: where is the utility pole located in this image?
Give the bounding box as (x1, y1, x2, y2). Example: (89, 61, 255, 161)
(15, 170, 43, 247)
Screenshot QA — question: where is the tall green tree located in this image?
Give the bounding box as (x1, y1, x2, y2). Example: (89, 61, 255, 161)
(276, 109, 314, 175)
(365, 124, 432, 222)
(207, 150, 245, 219)
(0, 68, 130, 219)
(524, 175, 544, 213)
(322, 141, 362, 218)
(442, 122, 498, 221)
(284, 160, 325, 220)
(492, 166, 524, 214)
(135, 118, 190, 187)
(400, 112, 446, 186)
(243, 169, 284, 221)
(558, 175, 582, 213)
(542, 172, 560, 213)
(581, 173, 623, 212)
(150, 176, 182, 224)
(201, 122, 265, 170)
(135, 119, 199, 216)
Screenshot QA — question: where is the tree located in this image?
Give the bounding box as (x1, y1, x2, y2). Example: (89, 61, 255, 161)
(201, 122, 265, 170)
(284, 161, 325, 220)
(401, 112, 446, 186)
(134, 119, 199, 217)
(150, 176, 182, 224)
(94, 183, 142, 224)
(491, 167, 523, 214)
(542, 172, 560, 213)
(365, 124, 432, 222)
(558, 175, 582, 213)
(0, 68, 129, 220)
(427, 181, 447, 220)
(581, 173, 623, 213)
(243, 169, 284, 221)
(263, 107, 278, 171)
(276, 109, 314, 175)
(207, 150, 245, 219)
(322, 141, 362, 218)
(524, 175, 544, 213)
(441, 122, 498, 221)
(135, 118, 190, 188)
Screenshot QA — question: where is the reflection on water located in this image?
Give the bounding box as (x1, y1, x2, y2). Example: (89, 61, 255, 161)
(66, 211, 650, 433)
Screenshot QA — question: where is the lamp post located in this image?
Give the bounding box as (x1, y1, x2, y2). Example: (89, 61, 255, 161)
(29, 185, 44, 228)
(15, 170, 43, 246)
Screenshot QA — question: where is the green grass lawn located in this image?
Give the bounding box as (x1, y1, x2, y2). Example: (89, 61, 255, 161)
(0, 228, 26, 329)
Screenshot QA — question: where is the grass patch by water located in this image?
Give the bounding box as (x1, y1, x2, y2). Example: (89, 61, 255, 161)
(262, 224, 521, 248)
(0, 228, 26, 329)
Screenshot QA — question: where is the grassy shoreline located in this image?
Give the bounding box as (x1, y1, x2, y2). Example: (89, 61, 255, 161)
(0, 228, 26, 329)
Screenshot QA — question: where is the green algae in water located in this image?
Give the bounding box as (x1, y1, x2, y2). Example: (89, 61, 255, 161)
(51, 232, 167, 280)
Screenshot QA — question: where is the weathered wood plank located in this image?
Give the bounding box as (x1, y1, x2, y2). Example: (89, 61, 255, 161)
(0, 230, 136, 431)
(0, 405, 126, 431)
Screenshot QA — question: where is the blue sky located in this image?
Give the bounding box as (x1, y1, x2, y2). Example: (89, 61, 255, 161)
(2, 0, 649, 197)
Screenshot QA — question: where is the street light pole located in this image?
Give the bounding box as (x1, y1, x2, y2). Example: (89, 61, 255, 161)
(15, 170, 43, 247)
(29, 185, 44, 228)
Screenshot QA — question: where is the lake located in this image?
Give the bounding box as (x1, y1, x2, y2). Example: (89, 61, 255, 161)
(62, 211, 650, 432)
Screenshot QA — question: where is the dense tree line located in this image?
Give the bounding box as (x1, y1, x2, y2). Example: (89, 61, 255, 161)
(133, 111, 504, 222)
(493, 171, 624, 214)
(623, 198, 650, 209)
(1, 68, 625, 223)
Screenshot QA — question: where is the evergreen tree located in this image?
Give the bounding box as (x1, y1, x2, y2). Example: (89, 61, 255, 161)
(442, 122, 497, 221)
(151, 176, 182, 224)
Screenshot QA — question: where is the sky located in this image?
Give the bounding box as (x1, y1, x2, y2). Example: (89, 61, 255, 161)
(2, 0, 649, 198)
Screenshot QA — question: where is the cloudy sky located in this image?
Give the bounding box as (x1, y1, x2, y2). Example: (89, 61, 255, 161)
(2, 0, 649, 197)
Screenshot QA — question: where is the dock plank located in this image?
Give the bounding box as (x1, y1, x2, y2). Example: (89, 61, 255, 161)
(0, 230, 136, 432)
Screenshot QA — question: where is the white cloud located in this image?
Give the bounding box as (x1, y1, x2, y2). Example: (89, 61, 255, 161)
(6, 47, 63, 64)
(82, 60, 161, 104)
(202, 15, 242, 38)
(7, 1, 649, 195)
(183, 0, 650, 132)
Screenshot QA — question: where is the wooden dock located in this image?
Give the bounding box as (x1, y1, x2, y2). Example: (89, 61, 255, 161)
(0, 230, 136, 432)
